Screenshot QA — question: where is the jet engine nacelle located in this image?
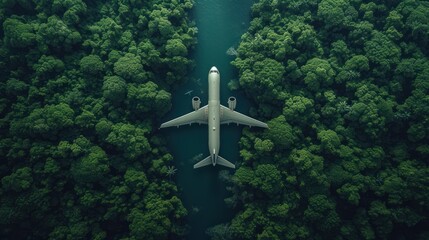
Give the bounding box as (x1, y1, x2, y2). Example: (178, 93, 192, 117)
(227, 96, 236, 111)
(192, 96, 201, 111)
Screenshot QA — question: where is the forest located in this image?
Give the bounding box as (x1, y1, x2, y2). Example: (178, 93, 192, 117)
(1, 0, 428, 239)
(0, 0, 196, 239)
(208, 0, 429, 239)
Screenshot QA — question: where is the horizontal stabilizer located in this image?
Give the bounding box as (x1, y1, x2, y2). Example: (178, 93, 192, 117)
(194, 156, 212, 169)
(217, 156, 235, 169)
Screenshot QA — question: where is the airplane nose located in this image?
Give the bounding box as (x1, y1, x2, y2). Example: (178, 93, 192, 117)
(210, 66, 218, 74)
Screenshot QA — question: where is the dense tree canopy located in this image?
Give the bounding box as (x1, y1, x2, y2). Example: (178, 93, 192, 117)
(0, 0, 196, 239)
(218, 0, 429, 239)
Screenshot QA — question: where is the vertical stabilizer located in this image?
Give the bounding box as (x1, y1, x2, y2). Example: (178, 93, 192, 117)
(217, 156, 235, 169)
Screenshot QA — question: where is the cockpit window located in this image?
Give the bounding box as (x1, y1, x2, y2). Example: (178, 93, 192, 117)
(210, 70, 218, 74)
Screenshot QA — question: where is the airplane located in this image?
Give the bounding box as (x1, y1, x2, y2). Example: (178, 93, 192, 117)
(184, 90, 193, 95)
(160, 66, 268, 169)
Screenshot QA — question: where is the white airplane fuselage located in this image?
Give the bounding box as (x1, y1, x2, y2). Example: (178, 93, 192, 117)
(208, 67, 221, 166)
(159, 66, 268, 169)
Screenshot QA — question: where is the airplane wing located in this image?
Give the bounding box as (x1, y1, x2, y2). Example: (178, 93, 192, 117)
(220, 105, 268, 128)
(160, 105, 208, 128)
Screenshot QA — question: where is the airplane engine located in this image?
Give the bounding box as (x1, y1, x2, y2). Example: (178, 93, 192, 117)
(192, 96, 201, 111)
(227, 97, 236, 111)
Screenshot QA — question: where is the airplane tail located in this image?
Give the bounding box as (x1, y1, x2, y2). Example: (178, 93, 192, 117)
(194, 156, 212, 169)
(193, 155, 235, 169)
(217, 156, 235, 169)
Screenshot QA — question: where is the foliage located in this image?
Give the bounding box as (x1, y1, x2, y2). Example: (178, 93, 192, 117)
(0, 0, 196, 239)
(223, 0, 429, 239)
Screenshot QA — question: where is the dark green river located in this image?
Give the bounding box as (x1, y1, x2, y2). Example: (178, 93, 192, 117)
(162, 0, 254, 239)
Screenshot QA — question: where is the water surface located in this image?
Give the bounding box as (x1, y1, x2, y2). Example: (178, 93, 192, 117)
(162, 0, 254, 239)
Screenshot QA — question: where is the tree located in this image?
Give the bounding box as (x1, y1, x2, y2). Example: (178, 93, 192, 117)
(233, 166, 255, 188)
(364, 31, 401, 74)
(288, 148, 327, 186)
(124, 168, 149, 191)
(3, 18, 37, 48)
(347, 102, 387, 140)
(337, 183, 362, 205)
(10, 103, 74, 137)
(368, 201, 393, 238)
(33, 55, 65, 78)
(165, 166, 177, 178)
(5, 78, 29, 96)
(285, 19, 324, 63)
(118, 30, 134, 49)
(95, 119, 113, 139)
(251, 164, 283, 195)
(75, 110, 96, 129)
(80, 55, 104, 76)
(239, 58, 285, 100)
(113, 53, 145, 82)
(330, 40, 351, 64)
(148, 9, 174, 38)
(1, 167, 33, 191)
(283, 96, 316, 126)
(102, 76, 127, 104)
(37, 15, 82, 49)
(264, 115, 296, 150)
(301, 57, 335, 92)
(254, 58, 284, 88)
(335, 55, 370, 83)
(138, 40, 161, 65)
(304, 195, 339, 231)
(230, 206, 267, 239)
(238, 58, 284, 101)
(61, 0, 87, 25)
(404, 4, 429, 47)
(105, 123, 151, 159)
(71, 146, 109, 184)
(127, 81, 171, 116)
(317, 0, 357, 30)
(165, 38, 187, 57)
(128, 200, 171, 240)
(317, 129, 341, 154)
(254, 138, 274, 153)
(84, 17, 123, 56)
